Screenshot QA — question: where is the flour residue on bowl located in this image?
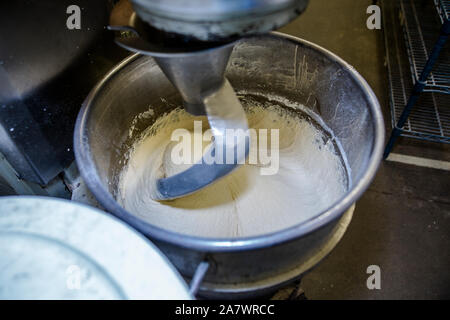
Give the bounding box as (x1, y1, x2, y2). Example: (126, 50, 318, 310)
(118, 94, 349, 238)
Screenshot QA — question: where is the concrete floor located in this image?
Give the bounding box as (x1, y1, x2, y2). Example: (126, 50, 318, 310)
(278, 0, 450, 299)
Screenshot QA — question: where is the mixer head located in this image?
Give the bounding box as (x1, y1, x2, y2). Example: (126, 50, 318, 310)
(109, 2, 238, 115)
(108, 0, 309, 200)
(130, 0, 309, 41)
(109, 0, 310, 114)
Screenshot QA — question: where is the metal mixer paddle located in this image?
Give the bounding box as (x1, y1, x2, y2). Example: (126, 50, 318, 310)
(157, 79, 249, 200)
(109, 13, 249, 200)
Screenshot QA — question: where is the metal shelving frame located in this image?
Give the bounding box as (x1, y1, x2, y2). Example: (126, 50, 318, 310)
(383, 0, 450, 158)
(434, 0, 450, 24)
(402, 0, 450, 94)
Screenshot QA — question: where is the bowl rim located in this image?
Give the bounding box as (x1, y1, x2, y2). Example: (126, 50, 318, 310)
(74, 31, 385, 252)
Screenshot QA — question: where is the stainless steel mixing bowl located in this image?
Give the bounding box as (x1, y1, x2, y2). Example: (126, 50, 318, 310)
(74, 32, 384, 297)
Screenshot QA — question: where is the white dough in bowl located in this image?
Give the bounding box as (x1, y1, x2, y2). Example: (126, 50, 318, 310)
(119, 96, 349, 238)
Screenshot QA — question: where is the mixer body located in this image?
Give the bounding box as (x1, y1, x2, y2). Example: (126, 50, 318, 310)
(111, 0, 311, 114)
(109, 0, 312, 199)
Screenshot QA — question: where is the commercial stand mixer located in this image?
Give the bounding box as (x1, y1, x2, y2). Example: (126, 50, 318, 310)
(109, 0, 309, 199)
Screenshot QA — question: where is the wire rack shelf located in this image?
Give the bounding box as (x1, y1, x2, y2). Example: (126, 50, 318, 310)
(383, 0, 450, 145)
(400, 0, 450, 94)
(434, 0, 450, 24)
